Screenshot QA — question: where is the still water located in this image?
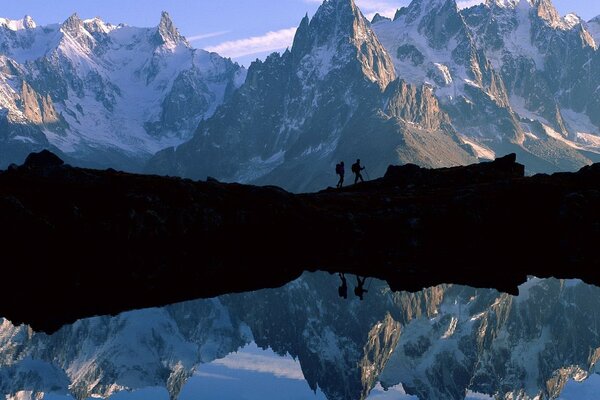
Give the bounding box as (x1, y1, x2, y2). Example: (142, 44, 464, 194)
(1, 272, 600, 400)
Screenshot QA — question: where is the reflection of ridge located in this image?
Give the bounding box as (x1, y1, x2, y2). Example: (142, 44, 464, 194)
(2, 274, 600, 400)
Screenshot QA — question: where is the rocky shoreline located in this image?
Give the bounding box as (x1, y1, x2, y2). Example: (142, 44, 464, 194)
(1, 150, 599, 332)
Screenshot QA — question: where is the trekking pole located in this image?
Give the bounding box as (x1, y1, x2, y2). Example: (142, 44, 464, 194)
(364, 168, 371, 181)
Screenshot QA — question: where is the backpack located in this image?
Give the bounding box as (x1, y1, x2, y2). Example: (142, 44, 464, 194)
(351, 163, 359, 173)
(335, 163, 343, 175)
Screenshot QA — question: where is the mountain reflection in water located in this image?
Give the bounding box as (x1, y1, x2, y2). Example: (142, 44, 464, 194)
(1, 273, 600, 400)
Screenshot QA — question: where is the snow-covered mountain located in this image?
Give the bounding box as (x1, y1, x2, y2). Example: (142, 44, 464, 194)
(2, 274, 600, 400)
(148, 0, 477, 191)
(148, 0, 600, 192)
(0, 13, 245, 169)
(374, 0, 600, 173)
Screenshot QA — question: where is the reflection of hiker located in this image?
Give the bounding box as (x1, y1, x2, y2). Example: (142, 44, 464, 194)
(354, 276, 368, 300)
(335, 162, 345, 188)
(352, 159, 365, 184)
(338, 273, 348, 299)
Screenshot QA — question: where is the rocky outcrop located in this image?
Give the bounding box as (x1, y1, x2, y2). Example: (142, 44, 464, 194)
(1, 151, 600, 333)
(20, 81, 62, 126)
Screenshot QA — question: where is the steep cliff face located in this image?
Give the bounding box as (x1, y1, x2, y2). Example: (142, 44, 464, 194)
(148, 0, 476, 192)
(20, 81, 63, 126)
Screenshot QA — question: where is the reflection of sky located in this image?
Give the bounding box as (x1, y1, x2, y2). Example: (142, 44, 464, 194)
(39, 343, 600, 400)
(179, 342, 327, 400)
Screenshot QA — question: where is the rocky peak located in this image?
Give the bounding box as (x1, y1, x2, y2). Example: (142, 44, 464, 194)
(371, 13, 391, 24)
(484, 0, 520, 8)
(291, 0, 396, 89)
(530, 0, 563, 28)
(154, 11, 188, 47)
(83, 17, 112, 35)
(400, 0, 465, 49)
(61, 13, 84, 37)
(586, 16, 600, 45)
(22, 15, 36, 29)
(0, 15, 37, 31)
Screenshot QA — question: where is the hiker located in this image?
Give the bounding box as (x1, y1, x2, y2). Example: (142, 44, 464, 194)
(351, 159, 365, 184)
(338, 273, 348, 299)
(335, 161, 345, 188)
(354, 276, 368, 300)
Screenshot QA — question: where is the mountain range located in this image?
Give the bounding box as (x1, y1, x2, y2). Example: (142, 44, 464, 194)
(1, 0, 600, 191)
(0, 12, 244, 170)
(148, 0, 600, 191)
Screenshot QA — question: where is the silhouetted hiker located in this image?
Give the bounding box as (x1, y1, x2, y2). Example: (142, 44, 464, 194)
(335, 161, 345, 188)
(338, 273, 348, 299)
(354, 276, 368, 300)
(352, 159, 365, 184)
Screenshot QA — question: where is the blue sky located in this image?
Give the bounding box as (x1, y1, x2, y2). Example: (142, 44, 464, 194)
(1, 0, 599, 67)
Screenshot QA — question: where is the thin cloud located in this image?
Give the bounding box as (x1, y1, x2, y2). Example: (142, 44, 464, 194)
(205, 27, 297, 58)
(187, 31, 230, 42)
(304, 0, 409, 18)
(457, 0, 484, 8)
(194, 371, 238, 380)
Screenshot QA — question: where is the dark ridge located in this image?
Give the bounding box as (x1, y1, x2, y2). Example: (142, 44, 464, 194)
(1, 151, 599, 333)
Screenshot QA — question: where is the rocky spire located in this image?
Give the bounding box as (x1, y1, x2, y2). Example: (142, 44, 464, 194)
(291, 13, 310, 59)
(291, 0, 396, 89)
(531, 0, 563, 27)
(61, 13, 83, 36)
(371, 13, 391, 24)
(154, 11, 188, 47)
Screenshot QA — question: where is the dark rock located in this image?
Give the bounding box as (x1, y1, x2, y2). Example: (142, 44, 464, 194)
(0, 155, 599, 333)
(23, 150, 65, 169)
(371, 13, 391, 24)
(383, 153, 524, 187)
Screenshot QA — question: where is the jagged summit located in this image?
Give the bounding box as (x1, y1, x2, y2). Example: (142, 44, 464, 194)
(0, 15, 37, 31)
(371, 13, 391, 24)
(61, 13, 83, 35)
(0, 12, 245, 171)
(586, 15, 600, 44)
(484, 0, 522, 8)
(154, 11, 188, 47)
(291, 0, 395, 88)
(531, 0, 564, 28)
(483, 0, 576, 29)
